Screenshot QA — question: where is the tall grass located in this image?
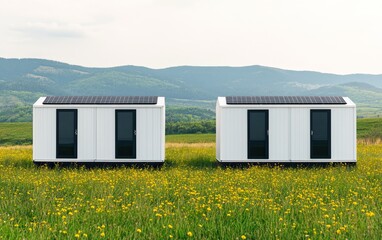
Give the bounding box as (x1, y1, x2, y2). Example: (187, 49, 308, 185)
(166, 134, 215, 143)
(0, 142, 381, 239)
(0, 122, 32, 146)
(357, 118, 382, 139)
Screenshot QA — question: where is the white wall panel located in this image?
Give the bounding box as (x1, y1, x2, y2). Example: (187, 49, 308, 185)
(137, 108, 162, 161)
(153, 109, 161, 160)
(33, 107, 56, 160)
(290, 108, 310, 161)
(331, 108, 355, 161)
(161, 106, 165, 161)
(217, 99, 356, 162)
(33, 97, 165, 163)
(78, 108, 97, 160)
(216, 102, 221, 160)
(269, 108, 290, 161)
(96, 108, 115, 160)
(136, 108, 147, 160)
(95, 107, 163, 162)
(220, 108, 247, 161)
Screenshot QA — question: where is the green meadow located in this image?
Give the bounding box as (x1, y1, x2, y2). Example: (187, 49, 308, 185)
(0, 120, 381, 239)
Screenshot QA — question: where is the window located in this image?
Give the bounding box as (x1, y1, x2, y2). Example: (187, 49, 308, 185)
(115, 110, 136, 158)
(311, 110, 331, 158)
(56, 109, 77, 158)
(248, 110, 269, 159)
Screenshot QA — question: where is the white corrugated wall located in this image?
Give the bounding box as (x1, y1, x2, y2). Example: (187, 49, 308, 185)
(96, 107, 164, 162)
(220, 107, 247, 161)
(290, 108, 310, 161)
(137, 108, 162, 161)
(217, 104, 356, 162)
(34, 106, 164, 162)
(269, 108, 290, 160)
(216, 101, 221, 160)
(96, 108, 115, 160)
(33, 107, 56, 160)
(78, 108, 97, 161)
(331, 108, 356, 161)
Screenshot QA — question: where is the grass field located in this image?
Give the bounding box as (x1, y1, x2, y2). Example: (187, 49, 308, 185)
(357, 118, 382, 139)
(0, 122, 32, 146)
(0, 137, 381, 239)
(166, 134, 215, 143)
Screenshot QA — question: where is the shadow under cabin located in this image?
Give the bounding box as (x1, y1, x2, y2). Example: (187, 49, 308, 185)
(33, 96, 165, 165)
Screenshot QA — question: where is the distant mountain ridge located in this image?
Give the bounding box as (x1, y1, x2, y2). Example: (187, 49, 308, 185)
(1, 57, 382, 121)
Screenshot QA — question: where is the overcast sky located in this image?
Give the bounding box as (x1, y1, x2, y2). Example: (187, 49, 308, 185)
(0, 0, 381, 74)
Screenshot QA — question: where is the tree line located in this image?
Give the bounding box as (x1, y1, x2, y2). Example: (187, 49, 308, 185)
(166, 120, 215, 134)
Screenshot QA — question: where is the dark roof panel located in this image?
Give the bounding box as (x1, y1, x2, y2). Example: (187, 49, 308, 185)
(43, 96, 158, 105)
(226, 96, 346, 105)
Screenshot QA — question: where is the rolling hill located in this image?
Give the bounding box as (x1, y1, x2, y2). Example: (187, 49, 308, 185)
(1, 57, 382, 121)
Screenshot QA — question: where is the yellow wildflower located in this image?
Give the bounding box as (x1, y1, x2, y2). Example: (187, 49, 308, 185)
(366, 211, 375, 217)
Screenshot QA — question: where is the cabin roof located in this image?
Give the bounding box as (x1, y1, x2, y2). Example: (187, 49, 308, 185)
(42, 96, 158, 105)
(225, 96, 346, 105)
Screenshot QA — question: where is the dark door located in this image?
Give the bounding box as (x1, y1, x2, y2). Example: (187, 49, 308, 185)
(115, 110, 136, 158)
(248, 110, 269, 159)
(56, 109, 78, 158)
(311, 110, 331, 158)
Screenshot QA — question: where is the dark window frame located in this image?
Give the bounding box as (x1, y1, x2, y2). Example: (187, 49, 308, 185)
(310, 109, 331, 159)
(115, 110, 136, 159)
(247, 110, 269, 159)
(56, 109, 78, 159)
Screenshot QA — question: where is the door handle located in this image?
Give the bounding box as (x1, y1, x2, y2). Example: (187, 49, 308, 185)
(134, 130, 137, 136)
(75, 129, 78, 136)
(310, 130, 313, 136)
(267, 130, 269, 135)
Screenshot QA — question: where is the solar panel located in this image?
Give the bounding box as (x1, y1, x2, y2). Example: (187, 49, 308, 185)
(226, 96, 346, 105)
(43, 96, 158, 105)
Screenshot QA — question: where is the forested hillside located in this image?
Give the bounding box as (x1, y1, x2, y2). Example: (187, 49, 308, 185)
(1, 58, 382, 121)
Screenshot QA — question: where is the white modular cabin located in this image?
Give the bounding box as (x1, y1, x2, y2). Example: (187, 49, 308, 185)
(33, 96, 165, 164)
(216, 96, 356, 163)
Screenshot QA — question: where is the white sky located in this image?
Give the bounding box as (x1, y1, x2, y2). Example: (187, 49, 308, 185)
(0, 0, 381, 74)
